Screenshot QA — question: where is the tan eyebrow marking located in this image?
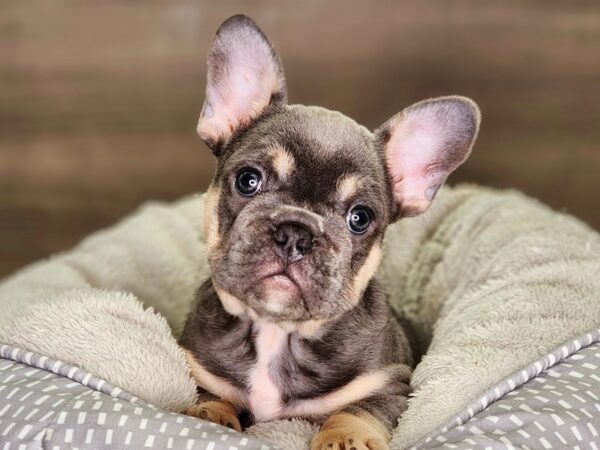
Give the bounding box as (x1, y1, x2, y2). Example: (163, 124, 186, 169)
(336, 173, 363, 203)
(269, 144, 295, 181)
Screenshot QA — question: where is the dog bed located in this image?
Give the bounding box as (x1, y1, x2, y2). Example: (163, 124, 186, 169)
(1, 184, 599, 449)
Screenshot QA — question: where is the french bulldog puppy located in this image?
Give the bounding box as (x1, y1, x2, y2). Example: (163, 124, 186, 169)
(179, 14, 480, 450)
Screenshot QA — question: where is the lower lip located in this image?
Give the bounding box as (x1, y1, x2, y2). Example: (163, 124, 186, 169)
(264, 274, 296, 290)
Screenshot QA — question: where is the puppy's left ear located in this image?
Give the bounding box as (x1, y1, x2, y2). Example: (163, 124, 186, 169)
(197, 15, 287, 154)
(376, 96, 480, 218)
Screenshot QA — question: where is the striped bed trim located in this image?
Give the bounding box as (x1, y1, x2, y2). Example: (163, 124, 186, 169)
(0, 344, 142, 406)
(413, 328, 600, 448)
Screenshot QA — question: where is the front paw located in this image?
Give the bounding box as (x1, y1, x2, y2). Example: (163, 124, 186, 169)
(310, 412, 390, 450)
(184, 400, 242, 432)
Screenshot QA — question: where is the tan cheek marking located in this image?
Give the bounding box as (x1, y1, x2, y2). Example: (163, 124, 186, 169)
(289, 370, 390, 419)
(279, 318, 327, 338)
(183, 350, 246, 408)
(270, 144, 295, 181)
(214, 285, 260, 320)
(203, 186, 221, 253)
(296, 319, 327, 337)
(214, 285, 245, 316)
(336, 174, 362, 203)
(348, 244, 383, 303)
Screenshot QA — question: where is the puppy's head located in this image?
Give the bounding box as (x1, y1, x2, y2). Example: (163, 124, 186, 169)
(199, 15, 480, 324)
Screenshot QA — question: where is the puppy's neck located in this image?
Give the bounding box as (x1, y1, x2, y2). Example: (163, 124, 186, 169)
(212, 280, 355, 339)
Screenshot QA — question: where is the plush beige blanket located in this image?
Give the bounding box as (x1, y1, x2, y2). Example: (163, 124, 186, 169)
(1, 185, 599, 449)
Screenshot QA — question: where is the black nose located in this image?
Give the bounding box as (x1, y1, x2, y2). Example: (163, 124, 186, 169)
(272, 221, 314, 263)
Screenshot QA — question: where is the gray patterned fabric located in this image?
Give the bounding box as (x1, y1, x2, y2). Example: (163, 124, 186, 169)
(0, 345, 275, 450)
(3, 331, 600, 449)
(417, 330, 600, 449)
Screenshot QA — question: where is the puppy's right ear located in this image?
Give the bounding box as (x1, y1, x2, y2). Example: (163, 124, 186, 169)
(376, 96, 480, 219)
(197, 15, 287, 155)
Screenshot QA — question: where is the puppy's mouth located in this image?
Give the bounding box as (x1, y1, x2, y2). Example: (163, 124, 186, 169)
(259, 269, 299, 292)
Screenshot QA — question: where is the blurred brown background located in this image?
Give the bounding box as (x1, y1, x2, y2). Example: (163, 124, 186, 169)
(1, 1, 599, 278)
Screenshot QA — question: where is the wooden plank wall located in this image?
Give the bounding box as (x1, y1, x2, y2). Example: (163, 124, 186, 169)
(1, 0, 599, 277)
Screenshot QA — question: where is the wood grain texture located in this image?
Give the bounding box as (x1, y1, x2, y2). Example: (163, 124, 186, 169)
(1, 0, 599, 277)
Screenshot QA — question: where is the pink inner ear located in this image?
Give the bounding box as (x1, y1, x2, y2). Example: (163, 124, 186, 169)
(386, 111, 448, 214)
(384, 97, 478, 216)
(197, 26, 285, 145)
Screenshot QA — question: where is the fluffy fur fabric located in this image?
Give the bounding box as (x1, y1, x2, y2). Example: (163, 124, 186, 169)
(0, 185, 598, 449)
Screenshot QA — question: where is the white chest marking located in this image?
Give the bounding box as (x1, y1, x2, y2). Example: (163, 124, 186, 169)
(248, 322, 287, 421)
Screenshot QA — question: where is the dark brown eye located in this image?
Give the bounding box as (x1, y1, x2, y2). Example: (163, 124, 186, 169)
(347, 206, 372, 234)
(235, 168, 262, 197)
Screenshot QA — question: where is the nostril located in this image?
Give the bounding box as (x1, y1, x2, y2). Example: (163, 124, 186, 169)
(272, 221, 315, 262)
(273, 227, 287, 246)
(296, 237, 312, 254)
